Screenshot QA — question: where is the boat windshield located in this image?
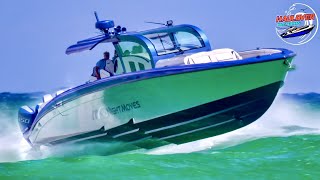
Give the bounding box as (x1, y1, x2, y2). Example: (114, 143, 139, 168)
(143, 27, 205, 56)
(117, 41, 153, 73)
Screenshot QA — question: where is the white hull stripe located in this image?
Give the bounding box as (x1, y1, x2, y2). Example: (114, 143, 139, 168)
(112, 128, 140, 138)
(158, 111, 261, 141)
(58, 132, 108, 145)
(145, 99, 259, 134)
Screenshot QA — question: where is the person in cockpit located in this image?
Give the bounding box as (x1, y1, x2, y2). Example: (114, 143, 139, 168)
(89, 51, 115, 82)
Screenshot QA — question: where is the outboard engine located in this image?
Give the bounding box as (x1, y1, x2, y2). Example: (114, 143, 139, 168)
(18, 106, 37, 134)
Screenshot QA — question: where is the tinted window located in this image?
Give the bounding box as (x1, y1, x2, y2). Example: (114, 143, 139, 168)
(143, 27, 204, 56)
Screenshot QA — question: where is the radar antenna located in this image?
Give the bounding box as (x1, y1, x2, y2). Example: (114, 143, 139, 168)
(93, 12, 126, 36)
(145, 20, 174, 27)
(94, 11, 100, 22)
(94, 11, 115, 36)
(145, 21, 166, 26)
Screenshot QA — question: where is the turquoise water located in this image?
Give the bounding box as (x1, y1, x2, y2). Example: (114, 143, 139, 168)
(0, 92, 320, 179)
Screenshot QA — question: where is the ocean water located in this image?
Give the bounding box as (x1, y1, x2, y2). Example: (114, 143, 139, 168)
(0, 92, 319, 179)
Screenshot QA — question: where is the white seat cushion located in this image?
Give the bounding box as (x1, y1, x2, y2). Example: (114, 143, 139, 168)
(208, 48, 242, 62)
(105, 60, 115, 75)
(184, 52, 213, 65)
(100, 69, 111, 78)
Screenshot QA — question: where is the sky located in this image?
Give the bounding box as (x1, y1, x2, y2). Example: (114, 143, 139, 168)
(0, 0, 319, 93)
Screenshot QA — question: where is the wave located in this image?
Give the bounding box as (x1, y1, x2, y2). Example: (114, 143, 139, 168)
(0, 92, 319, 162)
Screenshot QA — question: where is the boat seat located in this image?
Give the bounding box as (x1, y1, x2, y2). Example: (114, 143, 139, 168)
(155, 55, 187, 68)
(184, 48, 242, 65)
(208, 48, 242, 62)
(88, 69, 112, 83)
(99, 69, 111, 78)
(184, 52, 213, 65)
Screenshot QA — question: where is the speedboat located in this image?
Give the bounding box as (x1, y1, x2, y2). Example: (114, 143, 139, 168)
(18, 14, 296, 151)
(280, 24, 315, 38)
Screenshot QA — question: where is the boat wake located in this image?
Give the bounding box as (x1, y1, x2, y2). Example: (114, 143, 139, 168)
(0, 92, 319, 162)
(0, 112, 32, 162)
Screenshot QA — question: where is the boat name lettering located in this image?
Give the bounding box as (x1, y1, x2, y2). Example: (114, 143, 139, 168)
(92, 101, 141, 120)
(108, 101, 141, 114)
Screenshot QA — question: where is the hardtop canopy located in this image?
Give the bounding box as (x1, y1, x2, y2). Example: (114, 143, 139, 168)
(66, 24, 211, 65)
